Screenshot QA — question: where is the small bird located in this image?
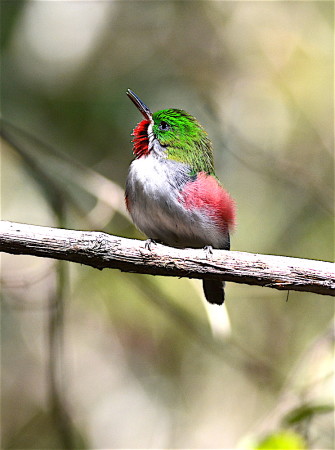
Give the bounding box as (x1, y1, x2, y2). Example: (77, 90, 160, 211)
(125, 89, 236, 305)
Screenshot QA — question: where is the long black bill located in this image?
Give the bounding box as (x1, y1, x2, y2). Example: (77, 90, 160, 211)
(127, 89, 152, 120)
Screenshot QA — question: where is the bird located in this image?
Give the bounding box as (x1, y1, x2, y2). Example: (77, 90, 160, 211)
(125, 89, 236, 305)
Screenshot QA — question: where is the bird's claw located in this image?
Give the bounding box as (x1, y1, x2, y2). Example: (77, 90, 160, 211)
(203, 245, 213, 259)
(145, 238, 157, 251)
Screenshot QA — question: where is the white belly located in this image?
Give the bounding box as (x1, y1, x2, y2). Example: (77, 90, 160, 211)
(126, 154, 228, 248)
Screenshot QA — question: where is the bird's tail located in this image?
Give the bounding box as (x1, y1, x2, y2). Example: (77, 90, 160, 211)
(202, 280, 225, 305)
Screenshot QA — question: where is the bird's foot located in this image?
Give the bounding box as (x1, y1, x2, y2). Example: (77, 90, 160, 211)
(203, 245, 213, 259)
(145, 238, 158, 251)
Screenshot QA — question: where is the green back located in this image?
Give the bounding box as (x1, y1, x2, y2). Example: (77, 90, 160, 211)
(152, 109, 215, 175)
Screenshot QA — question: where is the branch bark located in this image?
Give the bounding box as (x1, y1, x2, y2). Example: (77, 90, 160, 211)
(1, 221, 334, 296)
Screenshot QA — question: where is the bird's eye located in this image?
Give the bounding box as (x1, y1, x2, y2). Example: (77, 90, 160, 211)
(159, 121, 170, 131)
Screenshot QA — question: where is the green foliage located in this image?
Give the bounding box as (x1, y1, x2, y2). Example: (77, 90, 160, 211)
(282, 403, 334, 427)
(256, 430, 307, 450)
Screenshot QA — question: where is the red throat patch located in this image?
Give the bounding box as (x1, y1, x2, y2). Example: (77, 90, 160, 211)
(132, 120, 151, 158)
(180, 172, 236, 231)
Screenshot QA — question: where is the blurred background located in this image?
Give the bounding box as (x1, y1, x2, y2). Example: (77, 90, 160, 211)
(1, 1, 334, 449)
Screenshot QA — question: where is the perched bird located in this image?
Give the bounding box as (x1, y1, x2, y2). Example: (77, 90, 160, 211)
(125, 89, 236, 305)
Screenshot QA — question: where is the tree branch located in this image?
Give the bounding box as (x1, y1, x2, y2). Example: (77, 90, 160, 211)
(1, 221, 334, 297)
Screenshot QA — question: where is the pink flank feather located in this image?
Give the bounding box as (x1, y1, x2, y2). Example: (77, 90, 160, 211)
(180, 172, 236, 232)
